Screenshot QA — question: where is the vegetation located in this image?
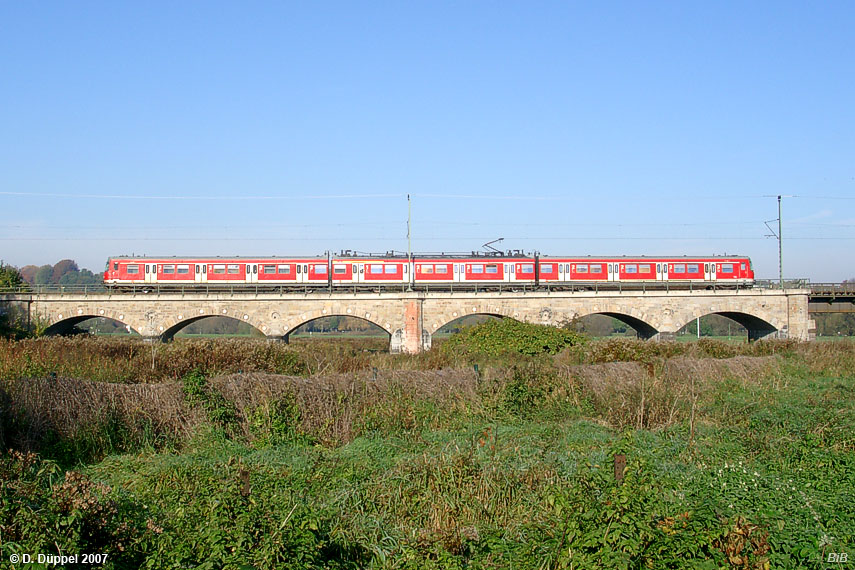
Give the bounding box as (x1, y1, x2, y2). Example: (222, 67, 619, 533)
(18, 259, 101, 287)
(0, 325, 853, 568)
(0, 264, 30, 339)
(442, 317, 587, 356)
(0, 263, 24, 290)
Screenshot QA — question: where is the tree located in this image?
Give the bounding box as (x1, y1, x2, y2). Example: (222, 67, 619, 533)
(51, 259, 79, 283)
(16, 260, 102, 286)
(0, 263, 24, 289)
(19, 265, 38, 284)
(33, 265, 53, 285)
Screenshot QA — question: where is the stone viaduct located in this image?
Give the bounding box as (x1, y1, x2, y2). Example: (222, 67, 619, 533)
(0, 288, 814, 353)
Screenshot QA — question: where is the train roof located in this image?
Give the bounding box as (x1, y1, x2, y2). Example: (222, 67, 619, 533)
(538, 255, 751, 259)
(108, 255, 328, 260)
(108, 253, 752, 261)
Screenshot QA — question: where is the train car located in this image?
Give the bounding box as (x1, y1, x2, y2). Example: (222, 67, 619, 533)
(330, 255, 409, 286)
(104, 256, 330, 288)
(105, 253, 755, 290)
(539, 256, 754, 286)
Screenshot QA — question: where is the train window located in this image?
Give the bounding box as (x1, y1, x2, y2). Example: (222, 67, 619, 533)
(384, 265, 397, 274)
(565, 264, 570, 273)
(436, 265, 448, 274)
(626, 264, 637, 273)
(656, 264, 661, 273)
(471, 264, 484, 274)
(333, 265, 347, 274)
(315, 265, 327, 274)
(453, 265, 458, 273)
(297, 265, 301, 274)
(486, 264, 498, 274)
(127, 265, 139, 274)
(541, 264, 553, 273)
(422, 265, 434, 274)
(113, 262, 119, 271)
(227, 264, 240, 274)
(674, 264, 686, 274)
(195, 265, 200, 274)
(577, 264, 588, 273)
(688, 264, 699, 273)
(263, 265, 276, 274)
(591, 264, 601, 273)
(521, 264, 534, 273)
(370, 265, 383, 274)
(640, 264, 651, 273)
(163, 265, 175, 274)
(145, 265, 150, 274)
(404, 264, 408, 273)
(203, 265, 206, 273)
(510, 265, 514, 274)
(741, 263, 746, 271)
(558, 264, 563, 273)
(177, 265, 190, 274)
(607, 264, 612, 273)
(721, 264, 734, 273)
(278, 265, 290, 274)
(213, 265, 226, 274)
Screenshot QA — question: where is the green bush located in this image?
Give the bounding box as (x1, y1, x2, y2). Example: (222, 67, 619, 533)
(250, 392, 313, 447)
(0, 451, 154, 568)
(181, 369, 239, 437)
(442, 318, 586, 357)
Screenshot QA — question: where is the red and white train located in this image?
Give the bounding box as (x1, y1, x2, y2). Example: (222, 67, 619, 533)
(104, 253, 755, 289)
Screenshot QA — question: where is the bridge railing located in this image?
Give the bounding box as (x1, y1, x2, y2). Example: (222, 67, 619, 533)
(0, 281, 789, 296)
(753, 278, 812, 289)
(807, 283, 855, 296)
(0, 284, 108, 295)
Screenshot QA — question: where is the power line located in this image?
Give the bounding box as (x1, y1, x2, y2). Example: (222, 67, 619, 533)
(0, 191, 404, 200)
(5, 236, 855, 242)
(4, 190, 828, 202)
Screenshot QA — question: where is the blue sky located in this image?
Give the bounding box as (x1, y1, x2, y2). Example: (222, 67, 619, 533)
(2, 1, 853, 281)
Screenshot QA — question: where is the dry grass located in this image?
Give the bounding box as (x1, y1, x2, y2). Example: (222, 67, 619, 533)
(0, 351, 785, 456)
(559, 355, 782, 430)
(213, 368, 480, 443)
(1, 376, 204, 452)
(0, 368, 483, 452)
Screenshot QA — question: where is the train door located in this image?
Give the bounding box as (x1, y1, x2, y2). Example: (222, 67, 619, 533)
(656, 263, 665, 282)
(145, 264, 155, 284)
(705, 262, 716, 283)
(355, 263, 364, 284)
(194, 264, 203, 283)
(607, 263, 617, 282)
(247, 264, 257, 284)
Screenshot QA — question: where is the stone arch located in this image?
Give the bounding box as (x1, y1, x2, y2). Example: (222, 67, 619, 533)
(429, 310, 512, 335)
(159, 311, 267, 342)
(284, 314, 392, 341)
(43, 314, 140, 336)
(434, 313, 504, 334)
(676, 311, 781, 341)
(575, 311, 659, 340)
(280, 310, 394, 340)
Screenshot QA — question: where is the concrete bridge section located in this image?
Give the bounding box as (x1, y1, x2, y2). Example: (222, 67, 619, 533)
(0, 288, 814, 353)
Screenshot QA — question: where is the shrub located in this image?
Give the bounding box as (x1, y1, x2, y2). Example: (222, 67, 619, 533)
(181, 370, 238, 437)
(0, 451, 155, 566)
(442, 318, 586, 358)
